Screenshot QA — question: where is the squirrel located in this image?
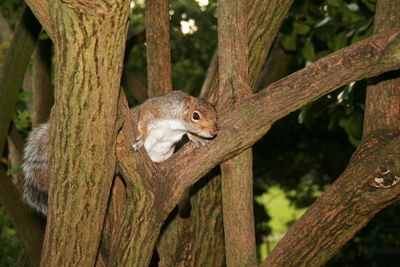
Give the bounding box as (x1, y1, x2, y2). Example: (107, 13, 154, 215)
(22, 90, 218, 215)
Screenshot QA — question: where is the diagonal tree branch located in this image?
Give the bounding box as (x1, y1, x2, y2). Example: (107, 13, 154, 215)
(155, 28, 400, 206)
(25, 0, 53, 39)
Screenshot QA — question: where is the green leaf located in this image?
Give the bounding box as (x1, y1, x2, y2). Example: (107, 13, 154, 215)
(281, 33, 297, 51)
(334, 31, 347, 51)
(13, 110, 31, 131)
(294, 21, 311, 35)
(302, 39, 315, 61)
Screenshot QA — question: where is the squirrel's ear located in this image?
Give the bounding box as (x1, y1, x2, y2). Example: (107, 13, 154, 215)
(184, 96, 196, 108)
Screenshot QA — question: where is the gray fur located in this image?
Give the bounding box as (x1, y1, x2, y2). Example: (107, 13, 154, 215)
(22, 122, 50, 216)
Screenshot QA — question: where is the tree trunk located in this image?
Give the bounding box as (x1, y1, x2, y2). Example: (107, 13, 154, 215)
(218, 1, 257, 266)
(39, 1, 130, 266)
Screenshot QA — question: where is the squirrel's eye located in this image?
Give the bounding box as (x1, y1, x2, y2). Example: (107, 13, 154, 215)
(192, 112, 200, 120)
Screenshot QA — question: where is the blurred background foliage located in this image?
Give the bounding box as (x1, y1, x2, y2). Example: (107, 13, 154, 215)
(1, 0, 399, 265)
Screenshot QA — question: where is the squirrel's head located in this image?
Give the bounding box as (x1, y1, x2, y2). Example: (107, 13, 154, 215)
(184, 96, 218, 139)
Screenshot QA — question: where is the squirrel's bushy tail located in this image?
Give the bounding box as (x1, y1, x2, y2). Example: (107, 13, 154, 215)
(22, 122, 50, 216)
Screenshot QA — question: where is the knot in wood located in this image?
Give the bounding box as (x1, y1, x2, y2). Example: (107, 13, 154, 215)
(371, 167, 400, 188)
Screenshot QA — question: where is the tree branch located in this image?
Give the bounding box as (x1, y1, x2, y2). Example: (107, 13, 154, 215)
(25, 0, 53, 39)
(160, 28, 400, 206)
(145, 0, 172, 97)
(122, 69, 148, 104)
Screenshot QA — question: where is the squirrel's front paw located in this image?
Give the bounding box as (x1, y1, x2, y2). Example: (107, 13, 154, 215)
(131, 137, 144, 151)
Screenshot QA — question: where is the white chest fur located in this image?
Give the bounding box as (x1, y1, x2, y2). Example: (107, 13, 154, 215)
(144, 119, 188, 162)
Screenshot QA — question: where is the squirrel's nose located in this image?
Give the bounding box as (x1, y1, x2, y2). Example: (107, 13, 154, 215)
(209, 128, 217, 138)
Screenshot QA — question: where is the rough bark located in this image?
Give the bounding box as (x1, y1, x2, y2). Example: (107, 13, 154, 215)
(218, 1, 257, 266)
(32, 38, 53, 127)
(98, 175, 126, 267)
(0, 6, 41, 155)
(145, 0, 172, 97)
(39, 1, 130, 266)
(157, 174, 224, 267)
(364, 0, 400, 137)
(0, 169, 44, 267)
(221, 149, 256, 267)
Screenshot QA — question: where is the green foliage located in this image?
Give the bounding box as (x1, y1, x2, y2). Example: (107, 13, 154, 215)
(281, 0, 375, 147)
(0, 207, 25, 267)
(12, 91, 32, 134)
(281, 0, 376, 64)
